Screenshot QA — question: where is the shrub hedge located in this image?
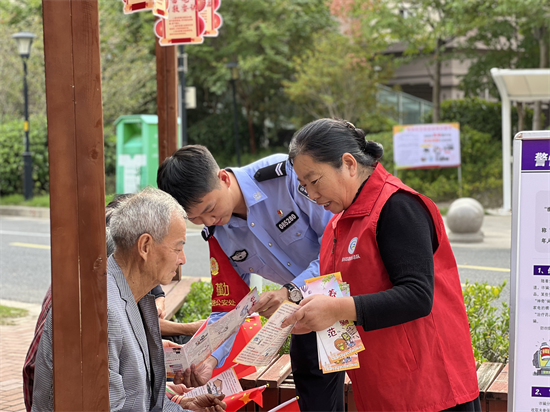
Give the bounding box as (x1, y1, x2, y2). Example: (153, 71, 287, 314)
(0, 115, 49, 196)
(425, 97, 537, 142)
(463, 280, 509, 364)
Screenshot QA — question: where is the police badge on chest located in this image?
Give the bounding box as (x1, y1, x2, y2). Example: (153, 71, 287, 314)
(230, 249, 248, 262)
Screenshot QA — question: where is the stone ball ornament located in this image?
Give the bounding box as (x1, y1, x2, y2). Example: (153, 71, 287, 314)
(446, 198, 484, 243)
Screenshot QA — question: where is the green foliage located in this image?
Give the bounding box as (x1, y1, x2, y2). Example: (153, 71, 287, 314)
(174, 281, 213, 323)
(0, 115, 49, 196)
(188, 108, 255, 164)
(105, 194, 116, 206)
(0, 0, 47, 122)
(0, 194, 125, 208)
(457, 0, 550, 98)
(99, 0, 158, 128)
(0, 305, 29, 325)
(0, 194, 50, 207)
(104, 133, 117, 176)
(186, 0, 336, 151)
(284, 31, 393, 126)
(425, 98, 535, 142)
(463, 280, 509, 364)
(367, 125, 502, 206)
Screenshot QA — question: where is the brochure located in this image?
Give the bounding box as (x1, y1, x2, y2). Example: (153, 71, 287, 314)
(184, 367, 243, 397)
(234, 301, 299, 367)
(164, 288, 259, 378)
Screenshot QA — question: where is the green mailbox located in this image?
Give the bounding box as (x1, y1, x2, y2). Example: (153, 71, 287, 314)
(115, 115, 160, 194)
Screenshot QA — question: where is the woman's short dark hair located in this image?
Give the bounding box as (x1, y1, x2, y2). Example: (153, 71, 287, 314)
(288, 118, 383, 169)
(157, 145, 220, 211)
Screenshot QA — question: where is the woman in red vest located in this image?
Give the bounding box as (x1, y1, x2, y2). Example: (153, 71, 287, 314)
(282, 119, 480, 412)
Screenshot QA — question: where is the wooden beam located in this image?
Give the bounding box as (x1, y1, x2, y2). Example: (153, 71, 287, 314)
(156, 40, 179, 164)
(156, 39, 181, 280)
(42, 0, 109, 410)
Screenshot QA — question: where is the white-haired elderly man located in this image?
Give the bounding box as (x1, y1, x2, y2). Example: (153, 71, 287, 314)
(31, 188, 226, 412)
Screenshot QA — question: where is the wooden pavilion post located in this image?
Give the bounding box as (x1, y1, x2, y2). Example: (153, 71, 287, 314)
(156, 39, 181, 280)
(42, 0, 109, 410)
(156, 40, 179, 163)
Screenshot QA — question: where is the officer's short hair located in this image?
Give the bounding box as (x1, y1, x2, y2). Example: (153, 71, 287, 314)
(157, 145, 220, 211)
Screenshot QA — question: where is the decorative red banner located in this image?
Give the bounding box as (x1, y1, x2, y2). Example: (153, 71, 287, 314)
(202, 0, 223, 37)
(122, 0, 154, 14)
(153, 0, 169, 18)
(154, 0, 206, 45)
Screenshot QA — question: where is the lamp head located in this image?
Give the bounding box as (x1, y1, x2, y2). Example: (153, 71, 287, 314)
(11, 32, 37, 59)
(225, 62, 239, 81)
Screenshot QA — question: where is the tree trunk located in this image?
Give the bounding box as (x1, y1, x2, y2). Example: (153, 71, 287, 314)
(533, 25, 549, 130)
(432, 38, 444, 123)
(245, 106, 257, 154)
(517, 102, 524, 132)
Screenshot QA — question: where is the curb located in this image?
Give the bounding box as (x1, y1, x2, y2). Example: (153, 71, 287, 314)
(0, 205, 50, 219)
(0, 205, 205, 231)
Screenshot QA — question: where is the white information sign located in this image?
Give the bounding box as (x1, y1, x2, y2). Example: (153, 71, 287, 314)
(392, 123, 461, 170)
(510, 131, 550, 412)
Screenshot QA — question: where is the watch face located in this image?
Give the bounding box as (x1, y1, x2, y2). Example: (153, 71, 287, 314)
(290, 289, 302, 302)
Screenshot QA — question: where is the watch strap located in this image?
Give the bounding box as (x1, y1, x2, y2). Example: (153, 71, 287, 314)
(283, 283, 302, 303)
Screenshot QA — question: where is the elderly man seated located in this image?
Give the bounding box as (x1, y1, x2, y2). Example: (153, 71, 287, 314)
(31, 188, 226, 412)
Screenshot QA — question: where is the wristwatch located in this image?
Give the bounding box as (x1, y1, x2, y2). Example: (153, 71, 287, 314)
(283, 283, 303, 304)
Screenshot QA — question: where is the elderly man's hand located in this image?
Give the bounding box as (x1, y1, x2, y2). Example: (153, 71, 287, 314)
(166, 381, 192, 395)
(249, 287, 288, 318)
(179, 394, 226, 412)
(162, 340, 181, 349)
(174, 356, 217, 387)
(156, 296, 167, 319)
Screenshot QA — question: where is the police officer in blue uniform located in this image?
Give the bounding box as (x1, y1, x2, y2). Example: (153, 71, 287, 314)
(157, 145, 345, 412)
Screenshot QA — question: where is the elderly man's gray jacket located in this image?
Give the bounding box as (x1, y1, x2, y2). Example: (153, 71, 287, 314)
(31, 256, 186, 412)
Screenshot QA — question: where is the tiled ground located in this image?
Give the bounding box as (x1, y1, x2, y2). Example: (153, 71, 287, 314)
(0, 310, 38, 412)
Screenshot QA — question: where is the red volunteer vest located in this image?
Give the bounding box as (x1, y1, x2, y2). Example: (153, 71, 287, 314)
(209, 236, 250, 312)
(320, 163, 479, 412)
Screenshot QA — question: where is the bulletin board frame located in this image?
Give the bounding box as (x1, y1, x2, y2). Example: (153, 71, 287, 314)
(509, 130, 550, 412)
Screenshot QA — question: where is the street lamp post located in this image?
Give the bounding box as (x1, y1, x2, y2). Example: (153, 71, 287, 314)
(226, 62, 241, 166)
(11, 32, 37, 200)
(178, 45, 188, 146)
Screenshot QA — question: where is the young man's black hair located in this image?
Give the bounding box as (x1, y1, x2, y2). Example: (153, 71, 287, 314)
(157, 145, 220, 211)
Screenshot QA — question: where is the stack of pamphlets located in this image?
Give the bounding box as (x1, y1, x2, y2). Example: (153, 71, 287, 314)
(164, 288, 260, 379)
(231, 273, 365, 374)
(300, 273, 365, 374)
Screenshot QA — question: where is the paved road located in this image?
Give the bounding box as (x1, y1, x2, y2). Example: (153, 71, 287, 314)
(0, 215, 512, 305)
(0, 216, 209, 304)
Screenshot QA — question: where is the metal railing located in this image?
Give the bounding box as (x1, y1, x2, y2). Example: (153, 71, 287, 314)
(377, 84, 433, 124)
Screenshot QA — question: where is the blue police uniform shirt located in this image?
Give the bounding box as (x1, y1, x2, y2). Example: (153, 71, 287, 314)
(209, 154, 333, 365)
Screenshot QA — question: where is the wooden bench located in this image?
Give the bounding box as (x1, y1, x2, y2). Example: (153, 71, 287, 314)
(480, 363, 508, 411)
(238, 354, 358, 411)
(161, 277, 195, 319)
(238, 357, 510, 412)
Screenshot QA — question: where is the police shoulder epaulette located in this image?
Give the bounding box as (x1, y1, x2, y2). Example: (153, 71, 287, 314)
(201, 225, 216, 241)
(254, 161, 287, 182)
